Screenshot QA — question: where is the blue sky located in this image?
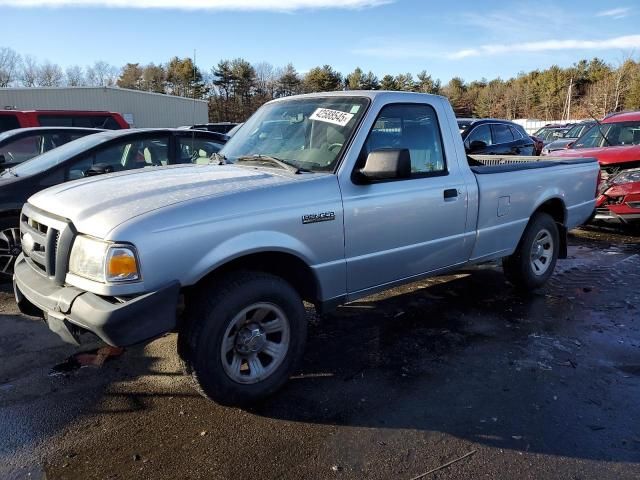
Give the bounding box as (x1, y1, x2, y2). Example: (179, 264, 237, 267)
(1, 0, 639, 82)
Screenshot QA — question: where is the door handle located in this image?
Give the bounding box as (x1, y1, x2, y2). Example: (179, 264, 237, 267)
(444, 188, 458, 200)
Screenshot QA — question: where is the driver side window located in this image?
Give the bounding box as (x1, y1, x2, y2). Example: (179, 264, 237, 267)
(361, 103, 446, 175)
(65, 136, 169, 180)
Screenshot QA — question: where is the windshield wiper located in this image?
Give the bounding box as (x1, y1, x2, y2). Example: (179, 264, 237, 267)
(1, 168, 17, 177)
(586, 108, 612, 147)
(235, 154, 304, 174)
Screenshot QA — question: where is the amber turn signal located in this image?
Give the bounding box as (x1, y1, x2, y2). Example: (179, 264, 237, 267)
(106, 247, 140, 281)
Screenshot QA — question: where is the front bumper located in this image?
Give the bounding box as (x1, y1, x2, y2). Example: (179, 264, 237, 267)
(13, 254, 180, 347)
(594, 181, 640, 224)
(593, 208, 640, 223)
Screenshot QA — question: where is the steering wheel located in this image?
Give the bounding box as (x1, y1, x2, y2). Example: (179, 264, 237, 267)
(4, 152, 15, 162)
(327, 143, 343, 153)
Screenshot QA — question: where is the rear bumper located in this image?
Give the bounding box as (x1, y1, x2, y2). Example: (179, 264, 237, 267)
(13, 254, 180, 347)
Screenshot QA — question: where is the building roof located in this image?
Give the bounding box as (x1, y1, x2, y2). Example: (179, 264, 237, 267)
(0, 86, 208, 104)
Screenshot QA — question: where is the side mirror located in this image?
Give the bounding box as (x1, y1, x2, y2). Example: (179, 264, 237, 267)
(359, 149, 411, 181)
(84, 163, 114, 177)
(469, 140, 487, 152)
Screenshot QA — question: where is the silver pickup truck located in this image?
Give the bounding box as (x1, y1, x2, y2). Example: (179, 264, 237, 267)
(14, 91, 599, 405)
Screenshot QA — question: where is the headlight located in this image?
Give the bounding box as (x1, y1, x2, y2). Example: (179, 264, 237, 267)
(541, 147, 549, 155)
(611, 168, 640, 186)
(69, 235, 140, 283)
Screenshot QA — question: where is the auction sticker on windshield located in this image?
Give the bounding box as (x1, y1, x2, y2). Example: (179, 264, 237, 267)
(309, 108, 354, 127)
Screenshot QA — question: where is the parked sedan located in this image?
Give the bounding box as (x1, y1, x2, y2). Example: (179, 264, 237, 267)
(0, 127, 102, 171)
(0, 128, 226, 276)
(535, 126, 571, 145)
(459, 119, 535, 155)
(541, 121, 595, 155)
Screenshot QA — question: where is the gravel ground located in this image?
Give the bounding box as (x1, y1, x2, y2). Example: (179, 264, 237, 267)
(0, 226, 639, 480)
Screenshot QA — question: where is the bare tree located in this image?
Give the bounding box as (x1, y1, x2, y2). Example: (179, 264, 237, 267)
(37, 61, 64, 87)
(254, 61, 276, 98)
(21, 55, 39, 87)
(86, 60, 119, 87)
(0, 47, 22, 87)
(65, 65, 85, 86)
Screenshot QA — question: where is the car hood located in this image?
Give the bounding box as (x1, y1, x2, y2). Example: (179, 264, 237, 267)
(544, 138, 575, 151)
(28, 164, 298, 238)
(551, 144, 640, 166)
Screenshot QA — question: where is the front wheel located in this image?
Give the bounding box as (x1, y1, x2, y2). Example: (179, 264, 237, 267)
(0, 217, 21, 279)
(503, 212, 559, 290)
(180, 271, 307, 406)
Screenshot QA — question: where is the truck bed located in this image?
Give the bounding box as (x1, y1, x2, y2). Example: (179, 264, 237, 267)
(467, 155, 599, 263)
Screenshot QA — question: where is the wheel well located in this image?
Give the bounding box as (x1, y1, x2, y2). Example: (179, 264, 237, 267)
(535, 198, 566, 225)
(534, 198, 568, 258)
(192, 252, 320, 305)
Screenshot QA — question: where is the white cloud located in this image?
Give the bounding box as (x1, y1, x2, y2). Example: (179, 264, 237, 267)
(596, 7, 631, 19)
(0, 0, 390, 9)
(353, 34, 640, 60)
(449, 35, 640, 59)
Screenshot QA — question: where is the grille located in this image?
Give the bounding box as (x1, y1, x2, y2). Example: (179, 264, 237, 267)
(20, 204, 75, 285)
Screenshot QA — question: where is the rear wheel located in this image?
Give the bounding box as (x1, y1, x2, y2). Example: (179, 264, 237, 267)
(0, 217, 20, 279)
(180, 271, 307, 406)
(503, 212, 559, 290)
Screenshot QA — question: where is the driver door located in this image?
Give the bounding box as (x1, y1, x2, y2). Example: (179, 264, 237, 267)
(341, 103, 469, 294)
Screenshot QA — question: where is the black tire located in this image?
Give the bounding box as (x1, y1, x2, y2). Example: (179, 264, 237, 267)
(503, 212, 559, 290)
(180, 271, 307, 406)
(0, 216, 21, 280)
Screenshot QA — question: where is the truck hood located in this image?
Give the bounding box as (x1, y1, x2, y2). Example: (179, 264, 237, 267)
(552, 144, 640, 166)
(28, 164, 297, 238)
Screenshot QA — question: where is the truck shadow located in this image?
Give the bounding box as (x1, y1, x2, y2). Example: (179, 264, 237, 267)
(251, 240, 640, 463)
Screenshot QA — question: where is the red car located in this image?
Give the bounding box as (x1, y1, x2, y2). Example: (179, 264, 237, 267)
(0, 110, 129, 133)
(553, 111, 640, 224)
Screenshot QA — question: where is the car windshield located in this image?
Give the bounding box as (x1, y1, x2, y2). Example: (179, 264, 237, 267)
(3, 132, 113, 177)
(564, 124, 587, 138)
(0, 130, 21, 143)
(539, 128, 566, 141)
(572, 121, 640, 149)
(220, 96, 369, 172)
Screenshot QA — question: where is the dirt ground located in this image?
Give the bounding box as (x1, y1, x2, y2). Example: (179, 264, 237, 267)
(0, 226, 639, 480)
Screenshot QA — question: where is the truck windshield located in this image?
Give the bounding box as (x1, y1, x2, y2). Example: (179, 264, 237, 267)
(220, 96, 369, 172)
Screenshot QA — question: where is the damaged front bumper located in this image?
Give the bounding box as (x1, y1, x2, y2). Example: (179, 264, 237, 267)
(13, 254, 180, 347)
(594, 179, 640, 224)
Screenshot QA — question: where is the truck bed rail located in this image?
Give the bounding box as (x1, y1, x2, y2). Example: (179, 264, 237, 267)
(470, 155, 550, 166)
